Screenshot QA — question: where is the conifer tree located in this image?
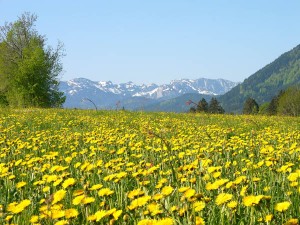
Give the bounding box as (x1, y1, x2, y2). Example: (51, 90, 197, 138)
(208, 97, 225, 114)
(196, 98, 208, 113)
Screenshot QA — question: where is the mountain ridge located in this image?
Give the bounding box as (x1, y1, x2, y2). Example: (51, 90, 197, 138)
(60, 77, 238, 110)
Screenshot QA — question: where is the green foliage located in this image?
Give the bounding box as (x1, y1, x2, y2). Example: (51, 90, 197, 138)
(265, 90, 285, 115)
(258, 102, 269, 115)
(277, 85, 300, 116)
(208, 97, 225, 114)
(243, 97, 259, 115)
(0, 12, 65, 108)
(219, 44, 300, 113)
(196, 98, 208, 113)
(189, 106, 196, 113)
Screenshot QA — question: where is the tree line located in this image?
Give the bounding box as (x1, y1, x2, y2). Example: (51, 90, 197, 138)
(242, 85, 300, 116)
(188, 97, 225, 114)
(189, 85, 300, 116)
(0, 12, 65, 108)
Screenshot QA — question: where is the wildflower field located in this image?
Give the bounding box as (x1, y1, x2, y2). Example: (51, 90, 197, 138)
(0, 109, 300, 225)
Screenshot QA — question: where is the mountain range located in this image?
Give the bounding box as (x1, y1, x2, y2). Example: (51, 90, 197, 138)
(59, 78, 238, 110)
(60, 44, 300, 112)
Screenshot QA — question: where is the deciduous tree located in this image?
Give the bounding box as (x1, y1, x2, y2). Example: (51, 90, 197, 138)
(243, 97, 259, 114)
(0, 12, 65, 107)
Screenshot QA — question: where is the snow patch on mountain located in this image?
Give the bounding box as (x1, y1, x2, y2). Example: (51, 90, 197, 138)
(59, 77, 239, 109)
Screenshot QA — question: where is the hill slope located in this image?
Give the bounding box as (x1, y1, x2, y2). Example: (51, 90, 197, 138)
(219, 44, 300, 113)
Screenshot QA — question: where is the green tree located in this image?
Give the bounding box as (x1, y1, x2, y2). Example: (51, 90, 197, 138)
(267, 90, 285, 115)
(196, 98, 208, 113)
(277, 86, 300, 116)
(208, 97, 225, 114)
(0, 12, 65, 107)
(258, 102, 269, 114)
(189, 106, 196, 113)
(243, 97, 259, 114)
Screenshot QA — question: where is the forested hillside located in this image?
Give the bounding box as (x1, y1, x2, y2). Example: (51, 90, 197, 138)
(219, 44, 300, 113)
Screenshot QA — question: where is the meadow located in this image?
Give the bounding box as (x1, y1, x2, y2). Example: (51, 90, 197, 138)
(0, 109, 299, 225)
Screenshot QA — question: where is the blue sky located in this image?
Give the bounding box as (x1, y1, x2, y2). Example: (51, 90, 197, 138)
(1, 1, 300, 84)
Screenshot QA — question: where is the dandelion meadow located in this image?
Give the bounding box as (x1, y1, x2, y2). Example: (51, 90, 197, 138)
(0, 109, 300, 225)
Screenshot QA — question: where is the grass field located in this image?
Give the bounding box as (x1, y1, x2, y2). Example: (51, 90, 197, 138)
(0, 109, 300, 225)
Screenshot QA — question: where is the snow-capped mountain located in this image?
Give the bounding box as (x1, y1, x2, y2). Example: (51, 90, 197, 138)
(59, 78, 239, 110)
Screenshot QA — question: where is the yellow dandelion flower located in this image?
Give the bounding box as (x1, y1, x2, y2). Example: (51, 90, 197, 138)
(285, 218, 299, 225)
(234, 176, 247, 185)
(73, 189, 84, 196)
(140, 180, 150, 185)
(170, 206, 178, 212)
(265, 214, 273, 222)
(127, 189, 144, 199)
(82, 197, 95, 205)
(207, 166, 221, 173)
(213, 171, 221, 178)
(193, 201, 205, 212)
(72, 195, 85, 205)
(190, 177, 196, 183)
(7, 199, 31, 214)
(113, 210, 122, 220)
(225, 181, 234, 189)
(156, 218, 174, 225)
(196, 216, 205, 225)
(275, 201, 291, 212)
(89, 184, 103, 191)
(53, 178, 63, 187)
(137, 219, 154, 225)
(263, 186, 271, 192)
(214, 179, 229, 187)
(16, 181, 26, 189)
(184, 188, 196, 198)
(52, 189, 66, 205)
(252, 177, 261, 182)
(215, 193, 233, 206)
(51, 210, 65, 219)
(98, 188, 114, 197)
(148, 202, 162, 216)
(65, 208, 79, 218)
(153, 193, 163, 201)
(62, 178, 76, 189)
(288, 173, 299, 182)
(178, 187, 190, 193)
(5, 215, 13, 221)
(8, 175, 15, 180)
(54, 220, 69, 225)
(43, 186, 50, 193)
(161, 186, 173, 196)
(206, 182, 218, 191)
(106, 208, 116, 216)
(30, 215, 39, 223)
(203, 174, 210, 181)
(240, 186, 248, 197)
(87, 214, 97, 221)
(128, 196, 151, 210)
(243, 195, 264, 207)
(95, 210, 108, 221)
(227, 200, 237, 209)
